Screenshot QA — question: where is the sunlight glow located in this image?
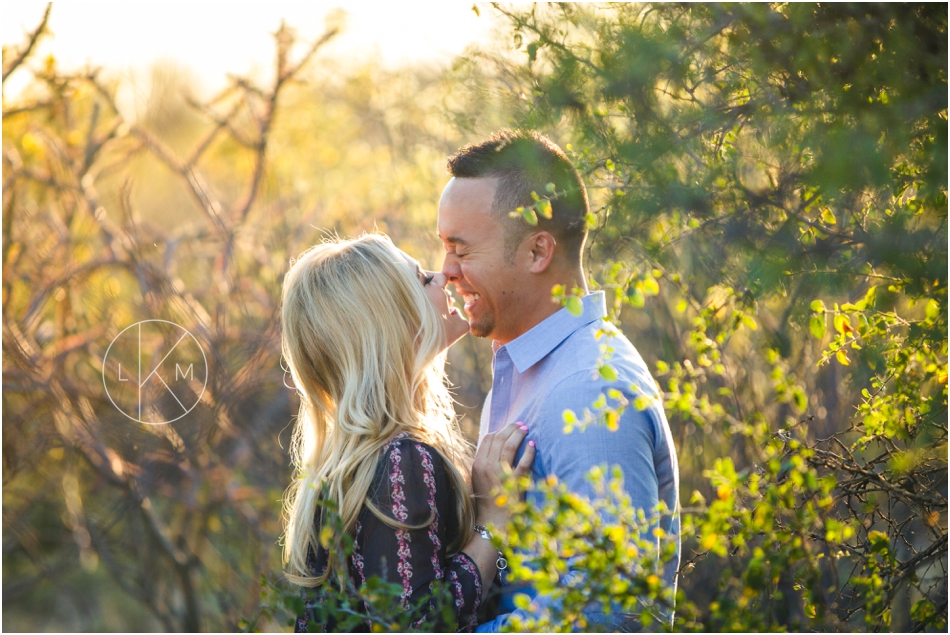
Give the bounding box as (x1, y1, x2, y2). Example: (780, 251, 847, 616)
(2, 2, 497, 100)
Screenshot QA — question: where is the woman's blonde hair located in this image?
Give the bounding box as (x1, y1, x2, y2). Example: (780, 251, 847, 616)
(280, 233, 474, 587)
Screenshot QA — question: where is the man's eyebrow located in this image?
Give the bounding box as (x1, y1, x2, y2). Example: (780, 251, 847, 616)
(443, 235, 468, 246)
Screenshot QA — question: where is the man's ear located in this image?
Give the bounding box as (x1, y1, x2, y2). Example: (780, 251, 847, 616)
(527, 232, 557, 274)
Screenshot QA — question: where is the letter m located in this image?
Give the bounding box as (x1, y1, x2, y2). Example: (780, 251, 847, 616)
(176, 363, 194, 381)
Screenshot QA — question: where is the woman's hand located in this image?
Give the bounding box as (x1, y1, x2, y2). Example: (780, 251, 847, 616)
(471, 422, 535, 528)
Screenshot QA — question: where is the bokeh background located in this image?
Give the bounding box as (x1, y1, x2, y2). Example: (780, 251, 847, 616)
(3, 3, 946, 632)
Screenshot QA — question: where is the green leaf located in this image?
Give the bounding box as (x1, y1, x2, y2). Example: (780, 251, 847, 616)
(793, 388, 807, 412)
(599, 365, 618, 382)
(627, 286, 645, 307)
(836, 350, 850, 366)
(642, 276, 660, 296)
(740, 314, 758, 331)
(565, 295, 583, 316)
(513, 593, 531, 610)
(537, 198, 553, 219)
(521, 207, 538, 226)
(833, 313, 851, 334)
(809, 315, 826, 339)
(911, 599, 937, 624)
(925, 298, 940, 322)
(527, 41, 539, 63)
(820, 207, 837, 224)
(868, 530, 890, 553)
(545, 182, 556, 193)
(810, 299, 826, 312)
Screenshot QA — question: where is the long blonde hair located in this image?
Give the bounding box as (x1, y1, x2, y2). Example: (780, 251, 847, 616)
(280, 233, 475, 587)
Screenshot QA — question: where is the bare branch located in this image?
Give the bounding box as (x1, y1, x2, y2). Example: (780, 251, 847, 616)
(2, 3, 51, 85)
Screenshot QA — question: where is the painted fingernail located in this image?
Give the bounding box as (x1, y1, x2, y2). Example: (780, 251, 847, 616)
(529, 440, 536, 447)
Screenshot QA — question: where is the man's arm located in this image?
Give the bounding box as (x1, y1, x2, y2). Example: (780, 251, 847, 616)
(539, 372, 662, 517)
(481, 372, 675, 632)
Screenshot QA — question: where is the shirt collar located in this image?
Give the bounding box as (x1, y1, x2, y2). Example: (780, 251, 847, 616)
(498, 291, 607, 374)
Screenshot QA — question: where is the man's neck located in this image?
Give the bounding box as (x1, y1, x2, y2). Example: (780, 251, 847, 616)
(564, 269, 590, 296)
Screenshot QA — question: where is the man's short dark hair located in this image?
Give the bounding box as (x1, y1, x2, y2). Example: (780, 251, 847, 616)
(446, 129, 589, 265)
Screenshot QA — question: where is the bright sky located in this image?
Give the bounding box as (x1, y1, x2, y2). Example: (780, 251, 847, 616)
(2, 2, 499, 104)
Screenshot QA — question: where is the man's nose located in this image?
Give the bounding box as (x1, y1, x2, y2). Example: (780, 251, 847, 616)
(441, 254, 461, 282)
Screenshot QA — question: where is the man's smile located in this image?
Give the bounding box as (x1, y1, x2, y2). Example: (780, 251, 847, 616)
(460, 292, 481, 314)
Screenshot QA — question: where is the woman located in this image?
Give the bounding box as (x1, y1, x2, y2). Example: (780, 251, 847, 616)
(280, 234, 534, 632)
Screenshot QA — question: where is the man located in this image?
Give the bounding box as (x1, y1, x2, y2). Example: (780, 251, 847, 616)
(437, 129, 680, 631)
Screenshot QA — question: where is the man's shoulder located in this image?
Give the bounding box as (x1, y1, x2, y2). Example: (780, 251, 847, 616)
(554, 319, 653, 387)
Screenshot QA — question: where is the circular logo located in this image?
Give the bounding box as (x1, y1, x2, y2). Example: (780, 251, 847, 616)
(102, 320, 208, 425)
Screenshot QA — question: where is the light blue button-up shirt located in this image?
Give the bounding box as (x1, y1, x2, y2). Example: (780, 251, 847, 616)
(476, 291, 680, 631)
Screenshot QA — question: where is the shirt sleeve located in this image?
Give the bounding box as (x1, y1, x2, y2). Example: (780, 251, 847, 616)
(358, 439, 483, 632)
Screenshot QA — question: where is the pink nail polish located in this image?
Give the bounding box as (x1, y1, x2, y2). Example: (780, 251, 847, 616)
(529, 440, 536, 447)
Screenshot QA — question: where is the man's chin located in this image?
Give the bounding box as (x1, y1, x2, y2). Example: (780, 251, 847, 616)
(468, 318, 494, 339)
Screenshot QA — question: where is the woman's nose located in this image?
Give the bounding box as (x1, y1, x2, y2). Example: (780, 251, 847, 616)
(430, 272, 449, 288)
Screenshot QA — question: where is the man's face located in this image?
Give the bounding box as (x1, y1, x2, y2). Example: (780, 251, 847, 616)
(437, 177, 525, 343)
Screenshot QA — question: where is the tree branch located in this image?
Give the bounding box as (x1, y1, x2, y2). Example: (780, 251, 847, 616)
(2, 3, 51, 85)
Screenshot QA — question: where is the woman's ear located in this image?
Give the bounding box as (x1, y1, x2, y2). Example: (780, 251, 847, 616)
(527, 232, 557, 274)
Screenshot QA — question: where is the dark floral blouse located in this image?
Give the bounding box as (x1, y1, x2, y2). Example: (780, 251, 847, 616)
(295, 433, 487, 632)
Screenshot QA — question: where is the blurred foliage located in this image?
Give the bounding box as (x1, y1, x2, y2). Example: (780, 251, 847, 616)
(2, 2, 947, 632)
